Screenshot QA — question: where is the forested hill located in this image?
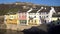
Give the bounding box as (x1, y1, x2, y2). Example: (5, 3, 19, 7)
(0, 2, 60, 15)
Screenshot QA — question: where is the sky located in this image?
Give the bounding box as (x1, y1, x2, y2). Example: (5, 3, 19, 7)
(0, 0, 60, 6)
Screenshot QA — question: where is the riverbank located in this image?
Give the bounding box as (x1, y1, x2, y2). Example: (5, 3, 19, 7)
(0, 23, 40, 31)
(0, 24, 48, 34)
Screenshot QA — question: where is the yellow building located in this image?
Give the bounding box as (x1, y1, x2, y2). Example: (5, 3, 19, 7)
(28, 19, 39, 25)
(28, 13, 40, 25)
(4, 13, 18, 25)
(51, 17, 58, 21)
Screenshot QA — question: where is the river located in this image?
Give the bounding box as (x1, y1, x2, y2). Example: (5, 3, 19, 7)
(0, 29, 24, 34)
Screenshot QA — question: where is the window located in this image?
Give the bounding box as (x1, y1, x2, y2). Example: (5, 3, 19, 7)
(42, 16, 44, 18)
(39, 16, 41, 18)
(31, 20, 33, 22)
(20, 20, 27, 24)
(43, 16, 45, 18)
(28, 20, 30, 22)
(46, 16, 48, 18)
(10, 16, 13, 18)
(34, 16, 36, 18)
(35, 20, 36, 23)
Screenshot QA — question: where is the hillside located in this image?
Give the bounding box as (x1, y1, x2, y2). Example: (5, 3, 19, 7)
(0, 2, 60, 15)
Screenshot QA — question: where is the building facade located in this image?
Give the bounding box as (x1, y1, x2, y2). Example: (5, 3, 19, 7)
(4, 7, 59, 25)
(28, 13, 39, 25)
(4, 13, 18, 25)
(19, 12, 27, 25)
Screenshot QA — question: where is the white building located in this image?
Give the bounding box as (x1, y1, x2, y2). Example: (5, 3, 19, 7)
(27, 7, 56, 25)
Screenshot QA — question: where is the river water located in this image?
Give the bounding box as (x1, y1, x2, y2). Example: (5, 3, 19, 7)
(0, 29, 24, 34)
(0, 24, 48, 34)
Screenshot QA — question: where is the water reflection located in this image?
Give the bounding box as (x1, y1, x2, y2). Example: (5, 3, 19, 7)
(0, 29, 23, 34)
